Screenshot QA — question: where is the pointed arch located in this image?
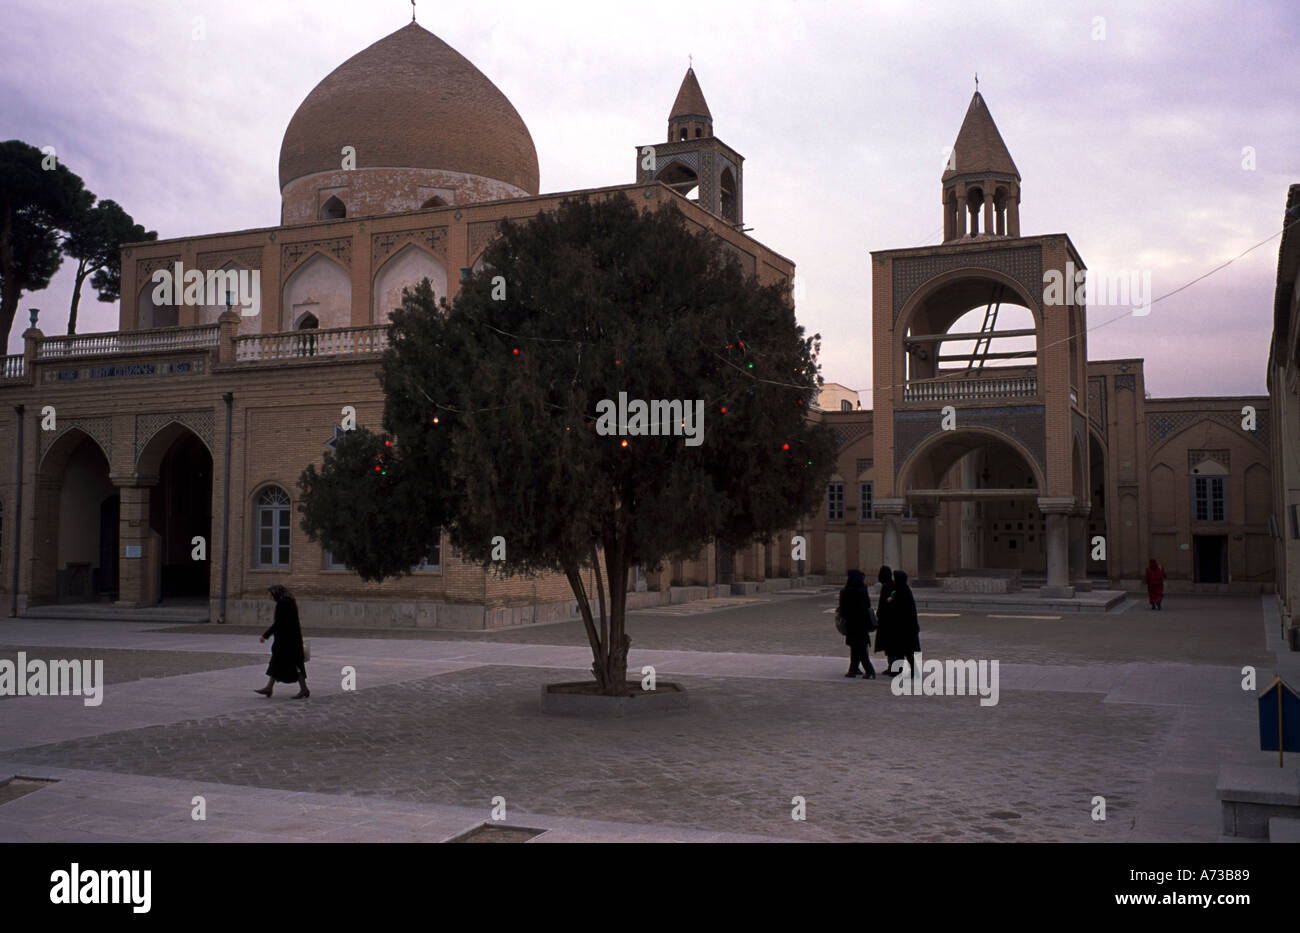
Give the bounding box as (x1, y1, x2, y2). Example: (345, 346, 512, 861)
(372, 242, 447, 321)
(137, 281, 178, 330)
(136, 419, 214, 477)
(282, 252, 351, 331)
(320, 196, 346, 220)
(720, 166, 738, 222)
(897, 425, 1046, 495)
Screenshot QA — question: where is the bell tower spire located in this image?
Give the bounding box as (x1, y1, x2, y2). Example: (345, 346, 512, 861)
(942, 90, 1021, 240)
(668, 66, 712, 141)
(636, 64, 743, 225)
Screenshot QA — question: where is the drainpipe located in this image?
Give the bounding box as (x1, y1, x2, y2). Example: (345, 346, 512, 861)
(218, 392, 233, 623)
(11, 405, 23, 617)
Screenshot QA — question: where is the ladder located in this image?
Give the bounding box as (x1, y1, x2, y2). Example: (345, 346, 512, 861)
(967, 284, 1004, 373)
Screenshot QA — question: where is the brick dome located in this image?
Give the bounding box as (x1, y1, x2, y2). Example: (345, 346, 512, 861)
(278, 23, 539, 195)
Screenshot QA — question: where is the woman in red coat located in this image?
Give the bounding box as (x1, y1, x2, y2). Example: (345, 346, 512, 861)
(1144, 558, 1166, 610)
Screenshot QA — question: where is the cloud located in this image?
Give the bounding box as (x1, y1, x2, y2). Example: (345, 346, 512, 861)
(4, 0, 1295, 399)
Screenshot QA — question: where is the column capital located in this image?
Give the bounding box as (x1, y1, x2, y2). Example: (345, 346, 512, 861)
(875, 498, 907, 516)
(1036, 496, 1076, 515)
(910, 500, 940, 517)
(1071, 504, 1092, 518)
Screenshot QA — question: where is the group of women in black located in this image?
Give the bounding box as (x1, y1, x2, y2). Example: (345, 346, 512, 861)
(838, 566, 921, 678)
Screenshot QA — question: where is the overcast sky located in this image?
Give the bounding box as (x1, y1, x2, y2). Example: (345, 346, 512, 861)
(5, 0, 1298, 399)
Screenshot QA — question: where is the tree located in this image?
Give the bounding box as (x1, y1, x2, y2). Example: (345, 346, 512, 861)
(0, 140, 92, 344)
(64, 199, 156, 335)
(299, 194, 836, 695)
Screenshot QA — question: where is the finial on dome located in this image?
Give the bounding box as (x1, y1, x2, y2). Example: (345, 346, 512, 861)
(411, 0, 416, 23)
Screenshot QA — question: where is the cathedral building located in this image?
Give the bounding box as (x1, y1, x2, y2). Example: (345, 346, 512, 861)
(0, 23, 1283, 628)
(0, 22, 796, 626)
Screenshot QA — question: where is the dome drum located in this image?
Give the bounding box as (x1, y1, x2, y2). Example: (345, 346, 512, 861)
(278, 23, 539, 221)
(281, 167, 531, 225)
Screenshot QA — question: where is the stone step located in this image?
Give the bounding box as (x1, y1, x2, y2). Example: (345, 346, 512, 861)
(1217, 764, 1300, 838)
(1268, 816, 1300, 842)
(16, 603, 210, 623)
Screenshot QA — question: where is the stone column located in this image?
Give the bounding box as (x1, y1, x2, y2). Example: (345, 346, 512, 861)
(913, 501, 939, 587)
(959, 455, 981, 569)
(115, 478, 157, 608)
(983, 191, 995, 236)
(1038, 497, 1075, 598)
(955, 195, 967, 237)
(1007, 194, 1020, 236)
(1069, 506, 1092, 592)
(877, 498, 906, 572)
(30, 476, 61, 603)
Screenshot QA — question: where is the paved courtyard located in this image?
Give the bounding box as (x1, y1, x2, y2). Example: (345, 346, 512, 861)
(0, 590, 1290, 842)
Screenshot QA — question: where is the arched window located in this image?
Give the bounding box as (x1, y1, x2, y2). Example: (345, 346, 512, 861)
(966, 187, 984, 235)
(295, 312, 319, 356)
(840, 399, 853, 412)
(658, 161, 699, 200)
(320, 196, 346, 220)
(720, 167, 738, 222)
(420, 196, 448, 208)
(256, 486, 291, 567)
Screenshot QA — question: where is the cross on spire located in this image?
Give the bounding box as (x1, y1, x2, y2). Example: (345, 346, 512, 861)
(975, 72, 979, 91)
(411, 0, 417, 23)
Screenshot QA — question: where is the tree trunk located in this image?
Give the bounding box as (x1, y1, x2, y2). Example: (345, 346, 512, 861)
(1, 204, 18, 345)
(562, 556, 612, 692)
(599, 535, 630, 695)
(68, 259, 87, 335)
(562, 546, 631, 697)
(0, 289, 17, 349)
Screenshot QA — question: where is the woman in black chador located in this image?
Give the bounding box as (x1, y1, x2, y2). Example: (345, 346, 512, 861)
(255, 584, 309, 699)
(838, 569, 877, 678)
(877, 567, 921, 677)
(873, 565, 895, 670)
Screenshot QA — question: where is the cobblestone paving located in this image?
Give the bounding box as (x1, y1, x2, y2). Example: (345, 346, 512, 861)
(0, 645, 261, 701)
(158, 592, 1270, 667)
(5, 664, 1164, 841)
(0, 593, 1274, 842)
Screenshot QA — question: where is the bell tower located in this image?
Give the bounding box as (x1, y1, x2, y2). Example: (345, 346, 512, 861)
(942, 91, 1022, 240)
(636, 66, 743, 225)
(870, 90, 1092, 599)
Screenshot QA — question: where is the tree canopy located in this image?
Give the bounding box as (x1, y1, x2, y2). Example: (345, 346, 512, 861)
(64, 198, 155, 334)
(300, 193, 836, 693)
(0, 140, 153, 342)
(0, 140, 91, 342)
